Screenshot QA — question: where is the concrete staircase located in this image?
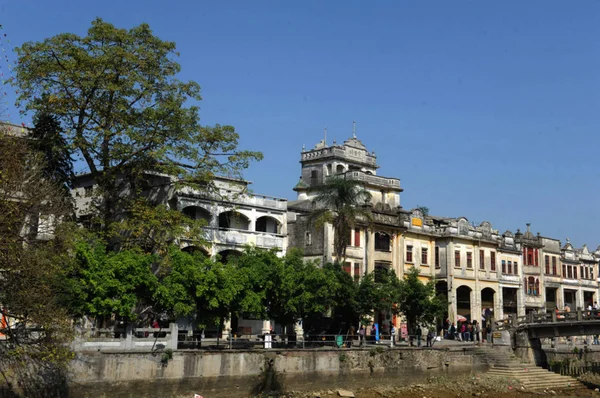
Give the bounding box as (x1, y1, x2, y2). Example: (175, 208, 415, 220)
(476, 346, 589, 392)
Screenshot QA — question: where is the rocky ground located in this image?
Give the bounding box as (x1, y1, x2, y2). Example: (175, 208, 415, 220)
(257, 374, 600, 398)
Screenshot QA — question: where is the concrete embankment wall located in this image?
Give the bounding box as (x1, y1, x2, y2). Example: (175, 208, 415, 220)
(69, 347, 488, 398)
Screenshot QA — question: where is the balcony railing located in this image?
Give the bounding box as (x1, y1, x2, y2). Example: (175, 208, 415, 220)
(301, 146, 377, 166)
(176, 187, 287, 211)
(329, 171, 400, 190)
(206, 228, 285, 250)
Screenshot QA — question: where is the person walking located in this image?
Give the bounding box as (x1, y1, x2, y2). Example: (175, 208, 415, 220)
(426, 329, 434, 347)
(473, 321, 480, 343)
(415, 324, 422, 347)
(358, 325, 365, 347)
(449, 323, 456, 340)
(390, 324, 396, 347)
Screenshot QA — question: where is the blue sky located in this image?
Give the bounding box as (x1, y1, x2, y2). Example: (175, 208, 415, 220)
(1, 1, 600, 246)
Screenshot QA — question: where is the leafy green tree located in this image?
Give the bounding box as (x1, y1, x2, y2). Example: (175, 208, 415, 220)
(397, 267, 447, 332)
(309, 176, 372, 264)
(12, 18, 262, 234)
(233, 248, 337, 335)
(314, 262, 360, 332)
(28, 111, 74, 190)
(60, 239, 158, 323)
(0, 127, 75, 395)
(356, 268, 402, 324)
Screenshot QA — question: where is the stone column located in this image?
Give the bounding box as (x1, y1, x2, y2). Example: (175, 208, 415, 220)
(261, 319, 271, 335)
(397, 233, 405, 279)
(324, 223, 334, 264)
(517, 285, 526, 317)
(577, 288, 584, 310)
(494, 287, 502, 321)
(366, 230, 375, 275)
(168, 323, 178, 351)
(448, 286, 457, 327)
(249, 209, 256, 232)
(222, 318, 231, 339)
(294, 320, 304, 345)
(557, 286, 565, 310)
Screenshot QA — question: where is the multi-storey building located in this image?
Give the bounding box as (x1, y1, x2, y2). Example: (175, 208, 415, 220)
(515, 224, 545, 315)
(72, 173, 288, 260)
(72, 172, 288, 335)
(539, 236, 563, 312)
(287, 132, 600, 330)
(288, 134, 406, 279)
(428, 217, 501, 325)
(497, 230, 523, 319)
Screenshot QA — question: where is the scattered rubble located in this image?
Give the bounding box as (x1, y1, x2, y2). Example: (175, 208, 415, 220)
(256, 373, 600, 397)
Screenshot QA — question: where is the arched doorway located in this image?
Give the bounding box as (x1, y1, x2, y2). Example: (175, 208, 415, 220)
(481, 288, 495, 314)
(181, 245, 209, 257)
(456, 285, 472, 321)
(182, 206, 212, 224)
(218, 211, 250, 230)
(218, 249, 242, 264)
(255, 216, 280, 234)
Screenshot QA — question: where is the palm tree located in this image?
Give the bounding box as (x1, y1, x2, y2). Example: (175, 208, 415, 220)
(309, 176, 372, 264)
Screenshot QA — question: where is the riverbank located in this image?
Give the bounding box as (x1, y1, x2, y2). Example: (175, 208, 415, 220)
(259, 374, 599, 398)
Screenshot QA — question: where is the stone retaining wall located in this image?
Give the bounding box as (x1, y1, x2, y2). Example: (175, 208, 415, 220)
(69, 347, 488, 397)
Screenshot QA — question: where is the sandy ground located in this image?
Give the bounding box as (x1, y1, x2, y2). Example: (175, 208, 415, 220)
(258, 374, 600, 398)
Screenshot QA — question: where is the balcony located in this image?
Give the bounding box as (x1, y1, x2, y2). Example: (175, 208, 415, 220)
(176, 188, 287, 211)
(335, 171, 401, 190)
(210, 228, 285, 250)
(301, 146, 377, 166)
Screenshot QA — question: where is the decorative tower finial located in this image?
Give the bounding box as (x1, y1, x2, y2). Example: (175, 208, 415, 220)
(352, 121, 356, 138)
(302, 144, 305, 152)
(324, 127, 327, 145)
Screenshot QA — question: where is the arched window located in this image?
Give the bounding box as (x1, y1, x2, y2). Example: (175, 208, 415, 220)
(336, 164, 345, 174)
(534, 278, 540, 296)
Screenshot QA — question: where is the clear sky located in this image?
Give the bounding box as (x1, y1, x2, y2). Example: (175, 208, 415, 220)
(1, 1, 599, 246)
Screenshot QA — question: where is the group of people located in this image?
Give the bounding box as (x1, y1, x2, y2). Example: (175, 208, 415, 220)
(446, 319, 489, 343)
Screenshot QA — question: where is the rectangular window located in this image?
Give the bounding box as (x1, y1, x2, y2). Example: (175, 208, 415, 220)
(552, 257, 557, 275)
(574, 267, 577, 279)
(421, 248, 428, 265)
(545, 255, 550, 274)
(435, 246, 440, 268)
(563, 264, 567, 278)
(491, 252, 496, 271)
(502, 260, 506, 273)
(354, 263, 360, 280)
(354, 228, 361, 247)
(585, 267, 589, 280)
(514, 261, 518, 274)
(375, 232, 390, 251)
(467, 252, 472, 268)
(581, 266, 584, 280)
(305, 232, 312, 246)
(343, 262, 351, 275)
(406, 245, 413, 263)
(479, 250, 485, 270)
(508, 261, 512, 274)
(455, 250, 461, 268)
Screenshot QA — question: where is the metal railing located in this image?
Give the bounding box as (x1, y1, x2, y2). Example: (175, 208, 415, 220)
(495, 309, 600, 330)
